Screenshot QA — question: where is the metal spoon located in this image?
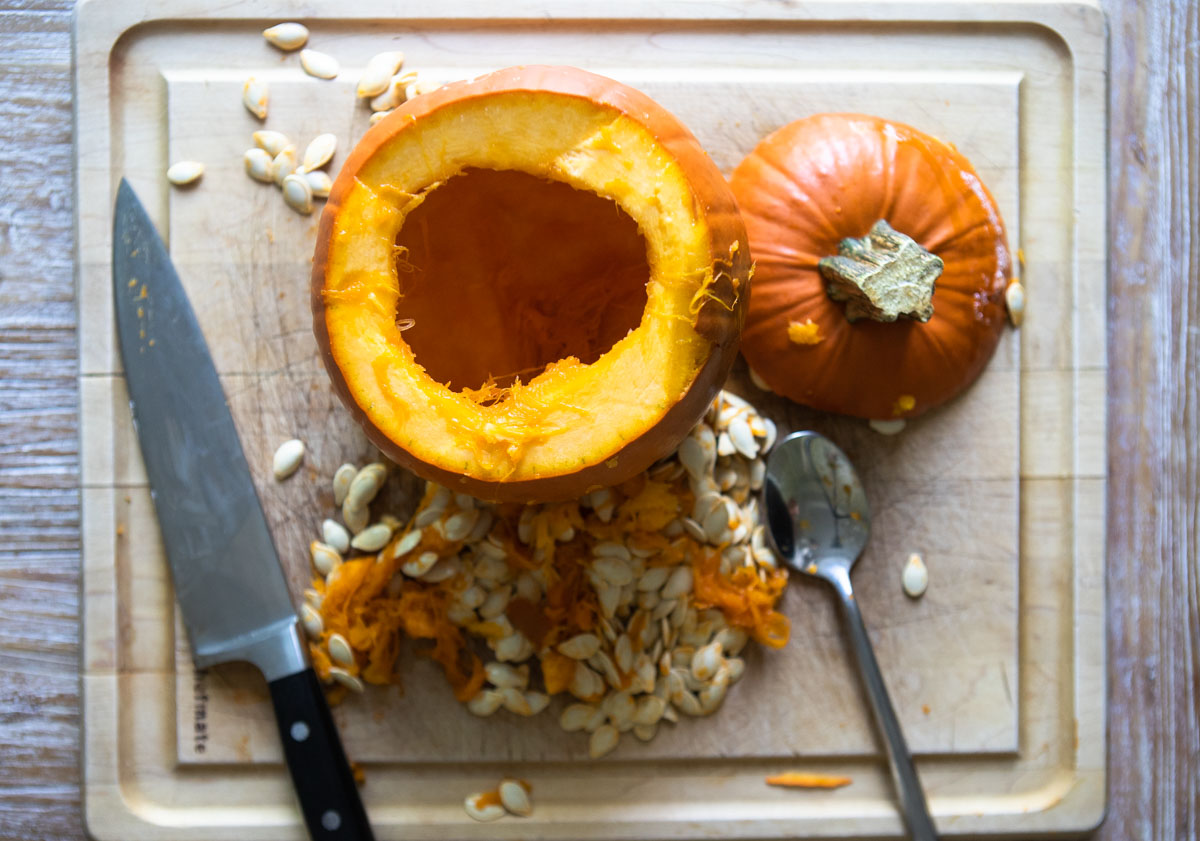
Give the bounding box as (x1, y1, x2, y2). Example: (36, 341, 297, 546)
(764, 430, 937, 841)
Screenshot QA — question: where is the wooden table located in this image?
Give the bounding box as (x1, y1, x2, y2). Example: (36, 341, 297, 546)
(0, 1, 1195, 838)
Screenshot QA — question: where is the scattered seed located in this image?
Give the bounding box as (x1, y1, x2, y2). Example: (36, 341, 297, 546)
(560, 703, 596, 732)
(369, 109, 392, 126)
(244, 148, 273, 183)
(869, 418, 907, 435)
(559, 633, 601, 660)
(350, 522, 392, 552)
(391, 529, 422, 558)
(484, 661, 527, 689)
(328, 666, 364, 693)
(327, 632, 354, 667)
(270, 145, 297, 185)
(902, 552, 928, 597)
(691, 641, 723, 681)
(463, 792, 505, 822)
(592, 556, 633, 587)
(166, 160, 204, 186)
(357, 51, 406, 98)
(342, 503, 369, 535)
(1005, 279, 1025, 327)
(499, 686, 533, 715)
(662, 565, 693, 600)
(310, 541, 343, 576)
(525, 691, 550, 715)
(467, 689, 503, 716)
(633, 722, 657, 741)
(401, 550, 438, 578)
(242, 76, 268, 119)
(444, 509, 479, 542)
(728, 415, 759, 458)
(321, 519, 350, 554)
(300, 133, 337, 172)
(331, 463, 356, 505)
(262, 22, 308, 51)
(299, 48, 340, 79)
(281, 173, 314, 215)
(300, 603, 323, 637)
(747, 366, 772, 391)
(304, 169, 333, 198)
(252, 130, 291, 157)
(478, 585, 512, 620)
(345, 463, 387, 511)
(498, 778, 532, 817)
(272, 438, 304, 479)
(588, 724, 619, 758)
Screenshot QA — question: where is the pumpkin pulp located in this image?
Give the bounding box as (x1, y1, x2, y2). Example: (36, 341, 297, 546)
(319, 84, 740, 494)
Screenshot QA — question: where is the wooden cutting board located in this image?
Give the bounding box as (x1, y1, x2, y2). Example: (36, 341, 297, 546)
(76, 0, 1108, 838)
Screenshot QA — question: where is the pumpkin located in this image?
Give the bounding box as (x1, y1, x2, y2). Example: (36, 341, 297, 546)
(729, 113, 1012, 420)
(312, 66, 750, 501)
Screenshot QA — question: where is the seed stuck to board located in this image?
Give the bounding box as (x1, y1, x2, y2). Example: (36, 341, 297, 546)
(1005, 279, 1025, 327)
(300, 133, 338, 173)
(281, 173, 314, 215)
(357, 51, 406, 98)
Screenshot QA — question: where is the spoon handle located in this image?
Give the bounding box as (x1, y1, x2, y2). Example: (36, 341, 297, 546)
(828, 569, 938, 840)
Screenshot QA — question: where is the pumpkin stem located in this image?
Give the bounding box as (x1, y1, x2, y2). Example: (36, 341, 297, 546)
(818, 220, 942, 323)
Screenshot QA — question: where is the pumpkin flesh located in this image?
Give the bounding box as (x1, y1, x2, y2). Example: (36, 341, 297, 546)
(315, 68, 748, 500)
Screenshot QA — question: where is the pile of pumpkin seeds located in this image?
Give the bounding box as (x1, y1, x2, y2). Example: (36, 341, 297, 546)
(301, 389, 784, 759)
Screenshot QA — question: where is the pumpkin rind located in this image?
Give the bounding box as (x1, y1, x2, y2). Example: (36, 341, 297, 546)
(730, 113, 1012, 420)
(313, 66, 750, 501)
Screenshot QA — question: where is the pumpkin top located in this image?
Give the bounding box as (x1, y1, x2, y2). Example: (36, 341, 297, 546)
(730, 112, 1012, 420)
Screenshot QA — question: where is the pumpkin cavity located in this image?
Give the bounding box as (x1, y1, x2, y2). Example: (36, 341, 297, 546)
(393, 167, 649, 400)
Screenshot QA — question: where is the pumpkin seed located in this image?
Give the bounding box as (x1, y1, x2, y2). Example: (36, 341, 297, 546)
(596, 581, 620, 618)
(558, 633, 601, 660)
(345, 463, 386, 510)
(560, 703, 597, 732)
(1005, 279, 1025, 327)
(420, 556, 460, 583)
(304, 588, 323, 608)
(691, 641, 723, 681)
(633, 722, 657, 742)
(356, 51, 406, 98)
(443, 509, 479, 542)
(632, 694, 666, 726)
(747, 366, 771, 391)
(298, 133, 337, 174)
(310, 541, 342, 576)
(726, 656, 746, 683)
(321, 519, 350, 554)
(604, 691, 636, 729)
(716, 431, 736, 457)
(252, 130, 291, 157)
(588, 724, 619, 758)
(661, 565, 693, 600)
(328, 667, 364, 693)
(761, 417, 778, 453)
(662, 704, 679, 724)
(463, 792, 505, 822)
(498, 778, 532, 817)
(242, 76, 268, 119)
(681, 517, 707, 543)
(869, 417, 907, 436)
(369, 70, 418, 112)
(478, 585, 512, 620)
(348, 522, 390, 552)
(401, 550, 438, 578)
(902, 552, 928, 597)
(525, 691, 550, 715)
(614, 633, 633, 673)
(495, 631, 531, 663)
(569, 663, 605, 701)
(677, 437, 707, 481)
(281, 173, 314, 215)
(331, 463, 356, 505)
(272, 438, 304, 479)
(484, 661, 528, 689)
(698, 680, 727, 714)
(714, 627, 749, 656)
(300, 603, 323, 637)
(673, 687, 703, 716)
(166, 160, 204, 186)
(390, 529, 422, 558)
(296, 170, 332, 201)
(270, 146, 297, 185)
(499, 686, 532, 715)
(327, 632, 354, 667)
(592, 556, 633, 587)
(728, 415, 758, 458)
(594, 541, 632, 561)
(299, 48, 340, 79)
(262, 22, 308, 51)
(466, 689, 503, 716)
(244, 148, 273, 183)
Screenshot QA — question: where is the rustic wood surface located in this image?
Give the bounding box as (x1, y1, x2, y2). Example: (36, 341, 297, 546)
(0, 2, 1195, 840)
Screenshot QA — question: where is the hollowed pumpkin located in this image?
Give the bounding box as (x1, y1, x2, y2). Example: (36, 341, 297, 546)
(730, 113, 1012, 420)
(313, 66, 750, 501)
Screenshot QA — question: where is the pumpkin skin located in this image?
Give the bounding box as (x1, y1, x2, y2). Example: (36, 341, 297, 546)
(313, 66, 750, 502)
(730, 113, 1012, 420)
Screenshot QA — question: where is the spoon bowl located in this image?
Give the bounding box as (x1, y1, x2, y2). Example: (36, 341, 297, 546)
(765, 430, 938, 841)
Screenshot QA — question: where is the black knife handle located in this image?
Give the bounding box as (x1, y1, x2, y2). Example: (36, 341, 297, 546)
(268, 668, 375, 841)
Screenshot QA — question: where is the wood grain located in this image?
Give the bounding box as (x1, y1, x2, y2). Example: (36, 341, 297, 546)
(0, 1, 1195, 839)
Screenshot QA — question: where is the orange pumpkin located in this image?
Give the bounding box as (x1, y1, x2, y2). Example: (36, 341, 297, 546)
(730, 113, 1012, 420)
(312, 66, 750, 501)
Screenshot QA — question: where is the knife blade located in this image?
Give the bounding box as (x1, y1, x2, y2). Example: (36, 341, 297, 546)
(113, 179, 374, 841)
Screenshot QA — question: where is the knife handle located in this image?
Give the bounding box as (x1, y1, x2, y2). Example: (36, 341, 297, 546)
(268, 668, 375, 841)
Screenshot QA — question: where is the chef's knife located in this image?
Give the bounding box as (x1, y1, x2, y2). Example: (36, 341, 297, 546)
(112, 179, 374, 841)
